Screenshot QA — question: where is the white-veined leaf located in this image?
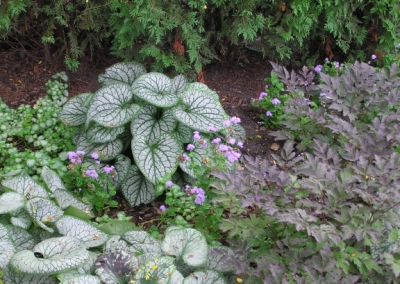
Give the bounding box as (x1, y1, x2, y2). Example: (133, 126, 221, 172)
(172, 74, 188, 95)
(171, 86, 226, 132)
(108, 154, 131, 189)
(132, 72, 178, 107)
(10, 208, 32, 229)
(103, 235, 129, 253)
(0, 192, 25, 214)
(134, 256, 176, 283)
(6, 225, 35, 251)
(171, 122, 193, 143)
(41, 166, 66, 192)
(123, 230, 162, 255)
(86, 123, 125, 144)
(86, 84, 140, 128)
(130, 106, 177, 142)
(182, 270, 227, 284)
(186, 82, 220, 101)
(3, 267, 58, 284)
(10, 236, 89, 275)
(75, 133, 123, 161)
(53, 189, 94, 218)
(26, 197, 64, 233)
(162, 228, 208, 267)
(99, 62, 147, 86)
(55, 216, 109, 248)
(60, 93, 93, 126)
(0, 223, 15, 267)
(59, 275, 101, 284)
(120, 165, 155, 207)
(1, 173, 49, 198)
(132, 134, 181, 184)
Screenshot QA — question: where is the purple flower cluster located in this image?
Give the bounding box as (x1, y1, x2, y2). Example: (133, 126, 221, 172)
(259, 92, 268, 101)
(314, 64, 323, 73)
(159, 205, 166, 212)
(187, 186, 206, 205)
(67, 151, 85, 164)
(85, 169, 98, 178)
(218, 143, 241, 163)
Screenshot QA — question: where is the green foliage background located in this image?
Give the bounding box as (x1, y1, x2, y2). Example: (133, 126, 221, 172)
(0, 0, 399, 73)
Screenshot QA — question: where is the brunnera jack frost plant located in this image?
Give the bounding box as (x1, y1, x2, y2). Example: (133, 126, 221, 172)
(59, 62, 245, 207)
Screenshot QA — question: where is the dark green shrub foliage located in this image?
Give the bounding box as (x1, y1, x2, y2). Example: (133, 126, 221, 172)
(210, 62, 400, 282)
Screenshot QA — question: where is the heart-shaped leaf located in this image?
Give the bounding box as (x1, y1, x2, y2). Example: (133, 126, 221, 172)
(41, 166, 66, 192)
(123, 230, 162, 255)
(103, 235, 129, 253)
(10, 236, 89, 275)
(26, 197, 64, 233)
(120, 165, 155, 207)
(0, 223, 15, 267)
(53, 189, 94, 218)
(95, 250, 138, 284)
(162, 228, 208, 267)
(0, 192, 25, 214)
(182, 270, 227, 283)
(2, 267, 58, 284)
(132, 133, 181, 184)
(86, 124, 125, 144)
(1, 173, 49, 199)
(99, 62, 146, 86)
(171, 85, 227, 132)
(60, 93, 93, 126)
(172, 74, 188, 95)
(132, 72, 178, 107)
(108, 154, 131, 189)
(134, 256, 176, 283)
(171, 122, 193, 144)
(6, 224, 35, 251)
(86, 84, 140, 128)
(75, 133, 123, 161)
(10, 209, 32, 229)
(55, 216, 109, 248)
(130, 105, 177, 142)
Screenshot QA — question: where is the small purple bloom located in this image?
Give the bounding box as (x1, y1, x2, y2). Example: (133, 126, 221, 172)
(314, 65, 323, 73)
(258, 92, 268, 101)
(320, 93, 326, 97)
(165, 181, 173, 188)
(218, 144, 229, 152)
(199, 140, 207, 147)
(160, 205, 166, 212)
(91, 152, 99, 160)
(371, 54, 377, 60)
(223, 120, 231, 127)
(237, 142, 243, 148)
(255, 196, 261, 202)
(182, 153, 189, 161)
(230, 116, 241, 124)
(76, 150, 85, 156)
(67, 151, 77, 160)
(228, 138, 236, 145)
(266, 110, 272, 117)
(186, 144, 195, 151)
(265, 84, 269, 89)
(95, 160, 100, 165)
(194, 194, 205, 205)
(334, 62, 340, 68)
(86, 169, 98, 178)
(271, 98, 281, 105)
(211, 137, 221, 144)
(193, 131, 201, 141)
(325, 57, 329, 61)
(103, 165, 115, 174)
(207, 126, 216, 132)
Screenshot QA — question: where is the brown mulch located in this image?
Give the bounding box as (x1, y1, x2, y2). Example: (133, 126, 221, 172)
(0, 49, 279, 230)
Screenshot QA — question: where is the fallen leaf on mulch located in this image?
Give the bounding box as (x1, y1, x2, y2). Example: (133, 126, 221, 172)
(270, 143, 280, 151)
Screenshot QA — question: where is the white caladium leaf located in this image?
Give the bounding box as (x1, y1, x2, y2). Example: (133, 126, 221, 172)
(179, 143, 213, 177)
(95, 250, 138, 284)
(162, 228, 208, 267)
(53, 189, 94, 217)
(172, 74, 188, 95)
(120, 165, 155, 207)
(123, 231, 162, 255)
(3, 267, 58, 284)
(75, 133, 123, 161)
(0, 191, 25, 214)
(170, 270, 185, 284)
(130, 106, 177, 142)
(6, 225, 35, 251)
(132, 133, 181, 184)
(59, 275, 101, 284)
(103, 235, 129, 253)
(172, 122, 193, 144)
(10, 236, 89, 275)
(171, 85, 227, 132)
(132, 72, 179, 107)
(60, 93, 93, 126)
(134, 256, 176, 283)
(108, 154, 131, 190)
(186, 82, 220, 102)
(0, 223, 15, 267)
(11, 209, 32, 229)
(41, 166, 66, 192)
(99, 62, 147, 86)
(26, 197, 64, 233)
(86, 124, 125, 144)
(86, 84, 140, 128)
(183, 270, 227, 284)
(55, 215, 109, 248)
(1, 173, 49, 199)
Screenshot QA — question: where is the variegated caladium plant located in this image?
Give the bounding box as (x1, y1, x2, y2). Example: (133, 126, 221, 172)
(59, 62, 245, 207)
